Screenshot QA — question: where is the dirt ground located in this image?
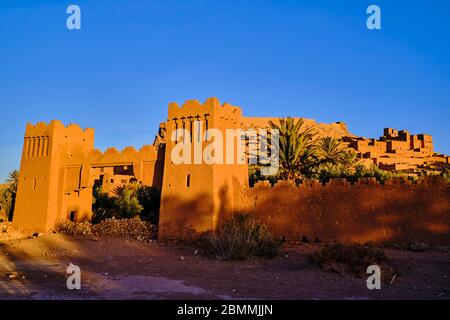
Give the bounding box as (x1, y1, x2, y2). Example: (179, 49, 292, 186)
(1, 233, 450, 300)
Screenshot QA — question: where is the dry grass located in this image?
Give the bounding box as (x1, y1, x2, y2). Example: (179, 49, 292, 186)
(201, 214, 282, 260)
(308, 243, 397, 281)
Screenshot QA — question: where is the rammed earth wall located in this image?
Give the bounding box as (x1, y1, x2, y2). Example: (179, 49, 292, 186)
(235, 177, 450, 244)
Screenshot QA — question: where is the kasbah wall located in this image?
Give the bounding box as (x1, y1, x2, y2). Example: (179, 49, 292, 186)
(11, 97, 450, 244)
(237, 178, 450, 245)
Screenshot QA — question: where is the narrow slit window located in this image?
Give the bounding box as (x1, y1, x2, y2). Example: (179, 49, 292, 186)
(174, 120, 178, 142)
(186, 174, 190, 187)
(25, 138, 30, 157)
(182, 121, 186, 142)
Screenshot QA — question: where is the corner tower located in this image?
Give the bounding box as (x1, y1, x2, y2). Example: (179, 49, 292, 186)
(13, 121, 94, 232)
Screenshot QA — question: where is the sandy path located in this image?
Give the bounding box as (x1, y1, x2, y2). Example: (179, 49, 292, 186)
(1, 234, 449, 300)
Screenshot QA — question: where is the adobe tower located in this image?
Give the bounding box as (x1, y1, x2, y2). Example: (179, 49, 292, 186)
(158, 98, 249, 239)
(13, 121, 95, 232)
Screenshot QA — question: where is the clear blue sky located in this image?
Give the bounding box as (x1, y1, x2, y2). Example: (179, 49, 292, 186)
(1, 0, 449, 181)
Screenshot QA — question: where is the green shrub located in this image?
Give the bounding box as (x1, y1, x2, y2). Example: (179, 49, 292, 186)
(0, 185, 11, 222)
(111, 183, 143, 219)
(248, 165, 279, 186)
(92, 187, 116, 224)
(308, 243, 395, 278)
(136, 186, 161, 224)
(317, 165, 347, 184)
(0, 170, 19, 221)
(348, 164, 391, 183)
(203, 214, 281, 260)
(442, 169, 450, 184)
(92, 183, 160, 223)
(311, 163, 402, 184)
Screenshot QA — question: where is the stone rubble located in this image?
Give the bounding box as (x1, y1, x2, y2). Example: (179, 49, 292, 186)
(55, 218, 157, 241)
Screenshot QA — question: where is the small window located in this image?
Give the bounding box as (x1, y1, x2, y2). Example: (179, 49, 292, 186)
(110, 179, 114, 183)
(69, 211, 77, 222)
(186, 174, 190, 187)
(33, 178, 37, 190)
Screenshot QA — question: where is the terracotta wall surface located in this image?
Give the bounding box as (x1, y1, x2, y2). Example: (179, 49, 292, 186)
(235, 177, 450, 244)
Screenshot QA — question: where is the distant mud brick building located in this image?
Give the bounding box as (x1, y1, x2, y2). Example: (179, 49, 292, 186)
(343, 127, 448, 172)
(11, 97, 450, 242)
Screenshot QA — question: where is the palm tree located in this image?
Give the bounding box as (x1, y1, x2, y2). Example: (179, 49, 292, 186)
(3, 170, 19, 221)
(317, 137, 348, 166)
(6, 170, 19, 193)
(340, 148, 359, 172)
(112, 183, 143, 219)
(269, 117, 317, 180)
(316, 137, 359, 175)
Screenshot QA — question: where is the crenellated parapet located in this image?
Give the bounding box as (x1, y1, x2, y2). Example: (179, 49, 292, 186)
(168, 97, 242, 120)
(247, 176, 448, 189)
(88, 145, 162, 164)
(25, 120, 94, 140)
(165, 97, 243, 143)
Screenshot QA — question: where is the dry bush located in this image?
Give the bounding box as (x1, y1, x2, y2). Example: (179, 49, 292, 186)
(0, 209, 8, 223)
(0, 222, 25, 241)
(308, 243, 396, 280)
(382, 241, 431, 252)
(202, 214, 281, 260)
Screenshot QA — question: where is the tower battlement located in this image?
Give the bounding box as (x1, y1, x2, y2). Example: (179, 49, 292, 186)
(89, 145, 162, 163)
(25, 120, 94, 138)
(23, 120, 95, 159)
(168, 97, 242, 120)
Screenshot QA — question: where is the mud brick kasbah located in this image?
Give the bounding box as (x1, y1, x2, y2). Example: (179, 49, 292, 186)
(12, 97, 450, 243)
